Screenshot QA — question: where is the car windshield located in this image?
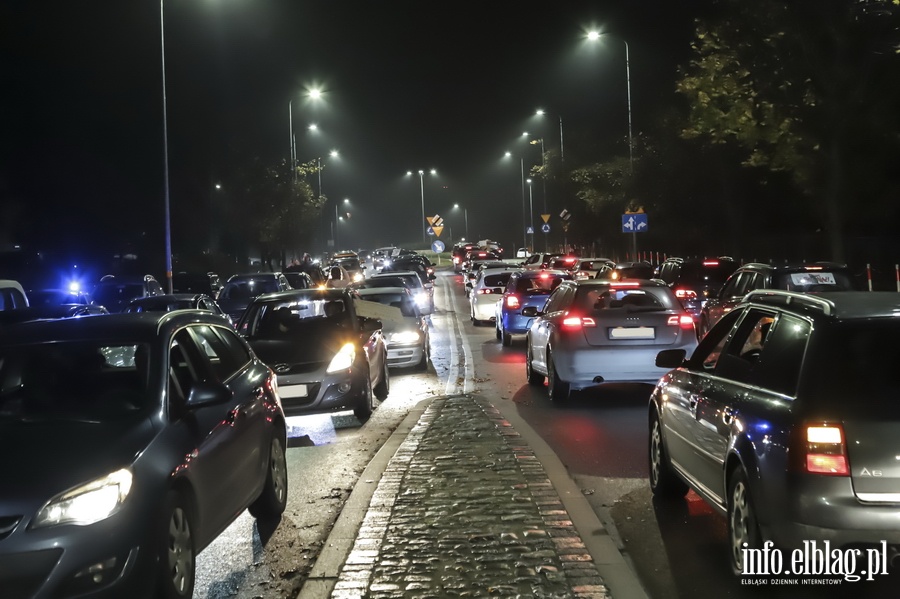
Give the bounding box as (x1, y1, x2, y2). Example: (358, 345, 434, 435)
(244, 299, 351, 338)
(575, 287, 674, 312)
(514, 276, 567, 295)
(335, 258, 362, 271)
(483, 273, 513, 287)
(125, 299, 193, 312)
(358, 293, 419, 317)
(0, 341, 151, 421)
(27, 290, 84, 306)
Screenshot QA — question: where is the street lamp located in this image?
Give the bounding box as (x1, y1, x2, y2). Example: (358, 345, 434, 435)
(503, 151, 528, 254)
(587, 31, 633, 174)
(526, 179, 535, 251)
(289, 87, 324, 180)
(406, 168, 436, 245)
(453, 203, 468, 240)
(159, 0, 173, 293)
(535, 109, 564, 163)
(333, 197, 350, 250)
(317, 149, 339, 199)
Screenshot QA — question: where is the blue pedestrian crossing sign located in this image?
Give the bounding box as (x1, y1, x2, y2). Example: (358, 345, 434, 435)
(526, 226, 534, 234)
(541, 223, 551, 233)
(622, 213, 648, 233)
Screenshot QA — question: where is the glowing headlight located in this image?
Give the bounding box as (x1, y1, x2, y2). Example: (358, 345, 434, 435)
(33, 468, 133, 528)
(352, 272, 364, 282)
(326, 343, 356, 373)
(390, 330, 421, 344)
(415, 292, 429, 307)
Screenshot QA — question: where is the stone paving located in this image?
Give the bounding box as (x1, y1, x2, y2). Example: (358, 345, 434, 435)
(330, 395, 611, 598)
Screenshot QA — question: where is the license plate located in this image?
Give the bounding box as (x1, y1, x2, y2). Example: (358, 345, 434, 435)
(279, 384, 308, 398)
(609, 327, 655, 340)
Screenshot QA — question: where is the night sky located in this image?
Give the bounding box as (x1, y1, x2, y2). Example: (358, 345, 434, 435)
(1, 1, 705, 270)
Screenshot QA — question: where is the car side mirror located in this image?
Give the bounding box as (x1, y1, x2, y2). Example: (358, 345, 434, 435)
(186, 381, 232, 408)
(521, 306, 541, 317)
(655, 349, 687, 369)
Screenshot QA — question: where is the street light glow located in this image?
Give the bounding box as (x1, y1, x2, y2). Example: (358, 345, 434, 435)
(587, 30, 600, 41)
(308, 123, 318, 131)
(307, 88, 323, 99)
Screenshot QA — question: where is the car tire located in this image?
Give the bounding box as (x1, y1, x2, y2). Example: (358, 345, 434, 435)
(500, 321, 512, 347)
(648, 413, 689, 499)
(249, 433, 288, 520)
(415, 348, 428, 371)
(495, 322, 502, 341)
(374, 360, 390, 400)
(727, 467, 763, 576)
(354, 373, 374, 421)
(526, 343, 545, 386)
(547, 350, 569, 402)
(156, 490, 195, 599)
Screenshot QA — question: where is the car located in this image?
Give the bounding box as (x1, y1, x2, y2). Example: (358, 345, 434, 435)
(521, 252, 564, 270)
(464, 261, 510, 298)
(524, 279, 698, 401)
(653, 257, 741, 326)
(462, 250, 502, 275)
(235, 287, 390, 421)
(90, 274, 164, 313)
(469, 267, 518, 325)
(367, 271, 434, 315)
(23, 288, 109, 317)
(516, 248, 532, 259)
(569, 258, 616, 280)
(331, 255, 366, 283)
(284, 270, 315, 290)
(594, 261, 655, 281)
(495, 270, 573, 347)
(0, 311, 287, 598)
(649, 290, 900, 576)
(383, 256, 435, 288)
(216, 272, 292, 323)
(697, 261, 860, 337)
(372, 247, 400, 273)
(123, 293, 230, 323)
(547, 255, 581, 272)
(355, 286, 429, 370)
(171, 271, 222, 297)
(451, 243, 477, 272)
(0, 279, 30, 312)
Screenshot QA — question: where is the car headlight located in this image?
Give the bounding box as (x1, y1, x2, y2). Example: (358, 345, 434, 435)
(415, 292, 429, 307)
(326, 342, 356, 373)
(390, 330, 421, 344)
(352, 272, 364, 282)
(33, 468, 133, 528)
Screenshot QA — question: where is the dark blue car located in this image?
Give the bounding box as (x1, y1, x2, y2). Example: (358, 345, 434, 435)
(495, 270, 572, 347)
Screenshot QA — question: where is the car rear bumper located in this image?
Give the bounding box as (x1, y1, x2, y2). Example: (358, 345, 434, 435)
(276, 368, 368, 416)
(553, 343, 693, 387)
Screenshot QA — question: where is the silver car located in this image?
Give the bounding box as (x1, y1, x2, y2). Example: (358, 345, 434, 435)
(469, 267, 518, 325)
(355, 286, 429, 370)
(524, 279, 698, 401)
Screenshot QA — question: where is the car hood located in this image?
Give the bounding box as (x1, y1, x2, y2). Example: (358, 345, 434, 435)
(248, 333, 354, 366)
(0, 416, 155, 501)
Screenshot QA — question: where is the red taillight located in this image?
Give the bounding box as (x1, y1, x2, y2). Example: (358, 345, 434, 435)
(561, 314, 596, 330)
(539, 272, 550, 279)
(674, 288, 698, 299)
(702, 260, 719, 266)
(477, 288, 493, 294)
(804, 425, 849, 476)
(505, 295, 520, 309)
(453, 257, 460, 264)
(667, 315, 695, 329)
(611, 281, 640, 287)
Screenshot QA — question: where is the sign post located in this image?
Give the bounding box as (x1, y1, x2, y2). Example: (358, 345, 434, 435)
(621, 210, 648, 260)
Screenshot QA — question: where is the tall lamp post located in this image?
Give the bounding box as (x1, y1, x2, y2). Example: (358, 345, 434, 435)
(289, 88, 323, 182)
(526, 179, 535, 252)
(536, 109, 564, 163)
(407, 169, 436, 245)
(503, 151, 528, 254)
(453, 203, 468, 240)
(587, 31, 633, 174)
(333, 198, 350, 250)
(159, 0, 173, 293)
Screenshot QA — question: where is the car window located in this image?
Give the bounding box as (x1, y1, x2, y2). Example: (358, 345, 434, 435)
(689, 309, 744, 370)
(483, 273, 513, 287)
(711, 309, 778, 383)
(748, 313, 810, 396)
(544, 285, 574, 313)
(773, 270, 856, 292)
(189, 325, 246, 382)
(514, 276, 567, 295)
(719, 272, 744, 298)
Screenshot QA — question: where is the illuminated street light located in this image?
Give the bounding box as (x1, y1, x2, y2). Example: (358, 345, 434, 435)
(160, 0, 173, 292)
(587, 30, 633, 174)
(406, 168, 437, 245)
(502, 151, 528, 253)
(333, 197, 351, 249)
(526, 179, 535, 251)
(453, 203, 469, 240)
(290, 88, 324, 181)
(536, 109, 564, 162)
(317, 149, 340, 200)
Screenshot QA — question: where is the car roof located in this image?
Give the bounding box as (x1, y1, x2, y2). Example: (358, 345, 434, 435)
(251, 288, 352, 302)
(227, 272, 283, 281)
(739, 261, 849, 272)
(513, 269, 570, 278)
(356, 286, 411, 296)
(568, 278, 669, 289)
(744, 290, 900, 321)
(130, 293, 207, 303)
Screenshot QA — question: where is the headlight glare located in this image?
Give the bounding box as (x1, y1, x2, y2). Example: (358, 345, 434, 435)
(34, 468, 133, 528)
(326, 343, 356, 373)
(390, 330, 421, 344)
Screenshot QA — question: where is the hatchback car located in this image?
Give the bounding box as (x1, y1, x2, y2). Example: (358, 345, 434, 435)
(0, 311, 287, 598)
(451, 243, 477, 272)
(654, 257, 740, 326)
(216, 272, 292, 323)
(524, 279, 698, 401)
(356, 286, 429, 370)
(367, 271, 434, 315)
(495, 270, 573, 347)
(469, 267, 518, 325)
(650, 290, 900, 576)
(697, 261, 859, 337)
(521, 252, 564, 270)
(236, 288, 389, 421)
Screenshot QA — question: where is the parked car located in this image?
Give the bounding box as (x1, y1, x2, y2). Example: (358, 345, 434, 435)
(654, 257, 741, 327)
(172, 271, 222, 297)
(90, 274, 164, 313)
(698, 261, 859, 337)
(367, 271, 434, 315)
(524, 279, 698, 401)
(236, 287, 390, 421)
(650, 290, 900, 576)
(0, 279, 29, 312)
(469, 267, 518, 325)
(123, 293, 230, 323)
(495, 270, 573, 347)
(595, 261, 655, 281)
(0, 311, 287, 598)
(356, 286, 429, 370)
(216, 272, 292, 323)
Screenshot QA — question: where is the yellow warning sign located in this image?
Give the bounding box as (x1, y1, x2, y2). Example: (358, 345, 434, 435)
(541, 214, 551, 223)
(432, 226, 444, 237)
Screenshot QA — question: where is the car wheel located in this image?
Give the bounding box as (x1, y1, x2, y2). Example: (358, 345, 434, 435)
(526, 342, 544, 386)
(547, 350, 569, 402)
(501, 321, 512, 347)
(495, 322, 502, 341)
(374, 360, 390, 400)
(728, 467, 762, 576)
(354, 372, 374, 421)
(156, 490, 195, 599)
(248, 433, 288, 520)
(648, 413, 689, 498)
(415, 344, 429, 371)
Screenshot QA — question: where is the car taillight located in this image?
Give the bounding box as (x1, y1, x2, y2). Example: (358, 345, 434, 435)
(477, 288, 494, 294)
(453, 257, 460, 264)
(804, 425, 849, 476)
(505, 295, 520, 309)
(674, 288, 698, 299)
(561, 314, 596, 330)
(667, 315, 695, 329)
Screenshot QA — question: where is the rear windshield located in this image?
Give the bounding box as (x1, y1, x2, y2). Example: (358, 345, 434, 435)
(222, 278, 280, 300)
(676, 263, 739, 286)
(483, 273, 513, 287)
(549, 258, 578, 270)
(574, 287, 675, 311)
(773, 270, 857, 292)
(514, 276, 568, 295)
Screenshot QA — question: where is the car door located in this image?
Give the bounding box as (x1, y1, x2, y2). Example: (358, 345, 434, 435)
(705, 271, 752, 328)
(531, 284, 574, 373)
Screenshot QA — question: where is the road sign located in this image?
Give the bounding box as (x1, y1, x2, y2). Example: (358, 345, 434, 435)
(560, 208, 571, 221)
(426, 214, 444, 227)
(432, 226, 444, 237)
(426, 226, 434, 236)
(541, 214, 551, 223)
(526, 226, 534, 234)
(622, 213, 649, 233)
(541, 223, 550, 233)
(432, 240, 445, 253)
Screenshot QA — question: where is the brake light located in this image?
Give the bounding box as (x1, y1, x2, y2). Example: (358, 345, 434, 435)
(453, 257, 460, 264)
(675, 288, 698, 299)
(561, 314, 596, 330)
(564, 257, 577, 264)
(667, 315, 695, 329)
(477, 288, 494, 294)
(804, 265, 824, 271)
(611, 281, 640, 288)
(702, 260, 719, 266)
(505, 295, 520, 309)
(803, 425, 849, 476)
(539, 272, 550, 279)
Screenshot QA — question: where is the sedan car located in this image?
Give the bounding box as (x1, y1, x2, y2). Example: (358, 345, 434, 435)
(469, 267, 518, 325)
(366, 270, 434, 315)
(495, 270, 573, 347)
(524, 279, 698, 401)
(649, 290, 900, 576)
(236, 288, 389, 421)
(355, 286, 429, 370)
(0, 311, 288, 598)
(216, 272, 292, 323)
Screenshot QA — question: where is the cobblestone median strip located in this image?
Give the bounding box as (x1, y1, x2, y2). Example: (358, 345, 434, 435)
(331, 396, 610, 598)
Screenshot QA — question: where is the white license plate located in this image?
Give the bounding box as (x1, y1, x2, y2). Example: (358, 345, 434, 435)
(279, 384, 308, 398)
(609, 327, 655, 340)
